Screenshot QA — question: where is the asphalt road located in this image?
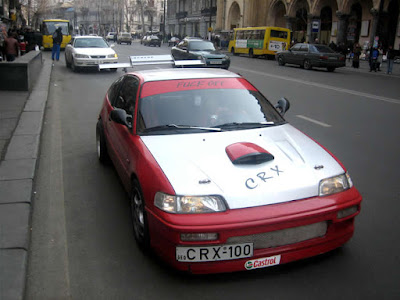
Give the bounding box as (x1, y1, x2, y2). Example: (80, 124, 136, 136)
(26, 42, 400, 299)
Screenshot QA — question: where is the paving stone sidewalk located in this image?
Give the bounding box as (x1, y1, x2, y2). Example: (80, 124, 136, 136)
(0, 57, 52, 300)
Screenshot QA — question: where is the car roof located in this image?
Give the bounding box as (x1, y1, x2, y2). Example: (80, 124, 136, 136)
(130, 68, 240, 83)
(75, 35, 104, 39)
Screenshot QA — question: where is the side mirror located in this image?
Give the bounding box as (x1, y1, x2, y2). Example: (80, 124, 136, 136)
(110, 108, 132, 128)
(275, 97, 290, 116)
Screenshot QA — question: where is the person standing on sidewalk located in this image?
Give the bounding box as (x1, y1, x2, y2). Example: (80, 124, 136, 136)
(352, 43, 362, 68)
(51, 27, 63, 61)
(386, 45, 395, 74)
(4, 32, 19, 61)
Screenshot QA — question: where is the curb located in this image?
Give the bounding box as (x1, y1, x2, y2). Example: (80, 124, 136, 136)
(0, 57, 52, 300)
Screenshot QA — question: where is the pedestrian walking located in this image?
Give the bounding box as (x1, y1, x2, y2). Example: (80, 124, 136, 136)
(52, 27, 63, 61)
(376, 46, 383, 71)
(352, 43, 362, 68)
(386, 45, 395, 74)
(4, 32, 19, 61)
(369, 47, 379, 72)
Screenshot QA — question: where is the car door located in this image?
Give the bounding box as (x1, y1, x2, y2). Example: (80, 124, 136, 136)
(172, 40, 188, 60)
(65, 37, 74, 63)
(106, 75, 140, 188)
(297, 44, 309, 65)
(285, 44, 300, 64)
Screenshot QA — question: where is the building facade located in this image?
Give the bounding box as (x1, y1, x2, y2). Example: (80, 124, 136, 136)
(167, 0, 400, 50)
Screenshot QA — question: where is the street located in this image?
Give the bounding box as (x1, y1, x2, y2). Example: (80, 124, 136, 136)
(26, 41, 400, 299)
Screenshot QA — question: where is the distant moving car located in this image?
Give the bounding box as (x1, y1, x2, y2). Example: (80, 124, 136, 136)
(143, 35, 161, 47)
(64, 36, 118, 72)
(171, 38, 230, 69)
(168, 36, 180, 47)
(117, 32, 132, 45)
(96, 56, 362, 274)
(276, 43, 345, 72)
(106, 32, 117, 41)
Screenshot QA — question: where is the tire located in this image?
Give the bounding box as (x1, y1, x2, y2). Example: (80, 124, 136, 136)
(71, 58, 79, 72)
(130, 179, 150, 249)
(303, 59, 312, 70)
(109, 68, 117, 72)
(327, 67, 335, 72)
(65, 54, 71, 68)
(96, 120, 110, 163)
(277, 55, 285, 66)
(249, 48, 254, 58)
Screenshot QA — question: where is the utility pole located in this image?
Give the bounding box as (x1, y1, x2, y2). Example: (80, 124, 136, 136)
(163, 0, 166, 41)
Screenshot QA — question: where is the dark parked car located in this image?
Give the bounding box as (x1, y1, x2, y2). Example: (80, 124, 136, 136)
(171, 38, 230, 69)
(276, 43, 345, 72)
(143, 35, 161, 47)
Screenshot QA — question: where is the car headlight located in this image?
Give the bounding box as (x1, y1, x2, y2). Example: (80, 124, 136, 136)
(319, 172, 353, 196)
(154, 192, 227, 214)
(74, 54, 90, 58)
(107, 53, 118, 58)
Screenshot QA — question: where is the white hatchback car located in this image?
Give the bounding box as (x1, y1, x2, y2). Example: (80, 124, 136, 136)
(65, 36, 118, 72)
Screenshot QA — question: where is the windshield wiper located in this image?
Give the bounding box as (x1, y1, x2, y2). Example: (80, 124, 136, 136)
(215, 122, 275, 129)
(144, 124, 222, 133)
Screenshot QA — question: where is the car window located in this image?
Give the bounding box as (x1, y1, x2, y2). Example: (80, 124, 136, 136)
(291, 44, 301, 51)
(299, 45, 309, 52)
(311, 45, 335, 53)
(74, 38, 109, 48)
(188, 41, 215, 51)
(137, 85, 285, 134)
(108, 77, 124, 106)
(115, 75, 139, 115)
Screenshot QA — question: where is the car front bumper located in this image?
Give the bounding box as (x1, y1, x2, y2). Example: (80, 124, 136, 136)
(146, 187, 362, 274)
(74, 57, 118, 67)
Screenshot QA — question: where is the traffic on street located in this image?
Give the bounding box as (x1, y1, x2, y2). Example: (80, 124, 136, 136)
(25, 41, 400, 299)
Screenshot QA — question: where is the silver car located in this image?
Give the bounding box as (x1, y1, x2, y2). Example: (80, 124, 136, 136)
(65, 36, 118, 72)
(276, 43, 345, 72)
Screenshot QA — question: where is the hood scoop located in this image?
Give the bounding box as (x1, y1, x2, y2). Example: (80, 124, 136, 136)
(225, 142, 274, 165)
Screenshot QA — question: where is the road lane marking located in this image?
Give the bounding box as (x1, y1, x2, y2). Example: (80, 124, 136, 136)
(231, 66, 400, 105)
(296, 115, 332, 127)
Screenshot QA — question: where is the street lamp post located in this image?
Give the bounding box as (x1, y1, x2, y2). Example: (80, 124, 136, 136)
(163, 0, 166, 42)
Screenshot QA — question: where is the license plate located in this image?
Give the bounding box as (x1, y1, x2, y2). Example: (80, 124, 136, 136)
(209, 60, 222, 64)
(176, 243, 253, 262)
(328, 57, 337, 60)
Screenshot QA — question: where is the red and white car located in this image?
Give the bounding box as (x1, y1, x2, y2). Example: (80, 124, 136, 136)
(96, 57, 362, 274)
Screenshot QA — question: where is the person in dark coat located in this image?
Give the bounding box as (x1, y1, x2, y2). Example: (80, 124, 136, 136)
(52, 27, 63, 61)
(352, 43, 362, 68)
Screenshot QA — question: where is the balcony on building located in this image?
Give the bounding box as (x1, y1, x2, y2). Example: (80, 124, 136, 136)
(176, 11, 188, 19)
(201, 7, 217, 16)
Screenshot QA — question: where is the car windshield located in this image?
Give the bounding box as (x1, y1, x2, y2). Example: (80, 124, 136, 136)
(311, 45, 335, 53)
(137, 86, 285, 135)
(189, 41, 215, 51)
(74, 38, 109, 48)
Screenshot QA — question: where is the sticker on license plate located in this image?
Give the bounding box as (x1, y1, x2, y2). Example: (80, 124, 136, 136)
(176, 243, 253, 262)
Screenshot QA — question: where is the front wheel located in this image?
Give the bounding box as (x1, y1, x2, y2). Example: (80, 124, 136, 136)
(65, 54, 71, 68)
(327, 67, 336, 72)
(130, 179, 150, 249)
(96, 120, 110, 163)
(303, 59, 312, 70)
(277, 55, 285, 66)
(71, 58, 79, 72)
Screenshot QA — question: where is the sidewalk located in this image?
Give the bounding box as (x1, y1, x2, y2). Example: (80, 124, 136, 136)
(0, 57, 52, 300)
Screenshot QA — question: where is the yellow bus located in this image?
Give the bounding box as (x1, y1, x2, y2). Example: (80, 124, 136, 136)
(228, 26, 291, 59)
(41, 19, 72, 50)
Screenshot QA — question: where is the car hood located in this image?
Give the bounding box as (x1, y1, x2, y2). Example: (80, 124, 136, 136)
(191, 50, 227, 58)
(141, 124, 344, 209)
(74, 48, 115, 56)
